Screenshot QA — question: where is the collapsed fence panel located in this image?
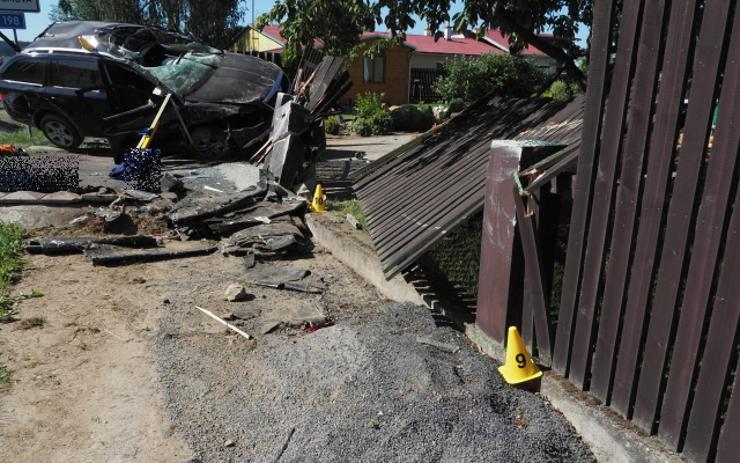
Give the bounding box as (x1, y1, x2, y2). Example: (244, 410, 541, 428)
(354, 96, 583, 281)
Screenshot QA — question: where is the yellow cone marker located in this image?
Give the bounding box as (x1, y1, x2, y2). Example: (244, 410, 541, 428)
(310, 184, 327, 212)
(498, 326, 543, 385)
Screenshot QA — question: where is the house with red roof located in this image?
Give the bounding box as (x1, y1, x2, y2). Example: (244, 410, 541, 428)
(230, 25, 557, 105)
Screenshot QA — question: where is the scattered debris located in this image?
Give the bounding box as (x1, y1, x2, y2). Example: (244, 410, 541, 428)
(223, 439, 236, 448)
(195, 305, 252, 341)
(84, 242, 218, 266)
(25, 236, 159, 255)
(224, 284, 250, 302)
(252, 280, 323, 294)
(346, 214, 362, 230)
(16, 317, 46, 330)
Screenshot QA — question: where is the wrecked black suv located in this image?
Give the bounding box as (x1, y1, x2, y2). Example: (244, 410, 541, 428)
(0, 21, 289, 158)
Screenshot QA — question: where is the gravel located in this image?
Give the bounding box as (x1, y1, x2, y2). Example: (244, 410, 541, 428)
(156, 303, 594, 462)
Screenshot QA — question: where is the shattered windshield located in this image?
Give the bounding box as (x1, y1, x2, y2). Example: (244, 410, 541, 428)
(143, 52, 220, 97)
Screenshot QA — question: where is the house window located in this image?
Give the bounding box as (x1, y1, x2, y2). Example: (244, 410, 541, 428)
(363, 54, 385, 83)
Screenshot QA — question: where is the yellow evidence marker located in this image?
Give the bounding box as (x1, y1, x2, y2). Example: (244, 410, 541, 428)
(498, 326, 543, 385)
(311, 184, 327, 212)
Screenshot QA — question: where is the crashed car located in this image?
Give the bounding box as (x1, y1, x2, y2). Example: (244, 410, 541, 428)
(0, 21, 289, 159)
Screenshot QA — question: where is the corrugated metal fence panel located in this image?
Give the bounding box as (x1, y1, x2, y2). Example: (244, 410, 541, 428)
(354, 95, 584, 279)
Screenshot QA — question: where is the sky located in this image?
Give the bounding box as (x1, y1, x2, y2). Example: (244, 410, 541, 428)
(9, 0, 589, 46)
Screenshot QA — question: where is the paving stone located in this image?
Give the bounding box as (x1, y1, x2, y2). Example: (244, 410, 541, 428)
(40, 191, 82, 204)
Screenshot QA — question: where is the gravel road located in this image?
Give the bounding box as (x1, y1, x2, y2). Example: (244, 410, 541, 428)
(156, 302, 593, 462)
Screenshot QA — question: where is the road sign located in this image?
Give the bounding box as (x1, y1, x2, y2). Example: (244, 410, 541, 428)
(0, 12, 25, 29)
(0, 0, 39, 13)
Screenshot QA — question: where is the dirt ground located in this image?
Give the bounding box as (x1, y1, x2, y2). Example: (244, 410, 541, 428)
(0, 240, 385, 462)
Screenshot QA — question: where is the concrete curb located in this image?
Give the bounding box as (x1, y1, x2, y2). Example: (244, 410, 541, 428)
(306, 214, 424, 305)
(307, 213, 683, 463)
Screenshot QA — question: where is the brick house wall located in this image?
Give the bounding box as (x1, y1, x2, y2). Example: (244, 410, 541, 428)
(340, 39, 412, 107)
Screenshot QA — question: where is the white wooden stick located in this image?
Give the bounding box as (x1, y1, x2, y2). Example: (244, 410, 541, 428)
(195, 306, 252, 340)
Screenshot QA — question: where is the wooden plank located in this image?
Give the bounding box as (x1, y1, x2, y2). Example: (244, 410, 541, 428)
(613, 0, 701, 423)
(681, 20, 740, 462)
(589, 0, 669, 405)
(683, 174, 740, 461)
(715, 358, 740, 462)
(567, 0, 644, 389)
(658, 4, 740, 448)
(514, 189, 553, 364)
(476, 144, 532, 342)
(552, 0, 616, 375)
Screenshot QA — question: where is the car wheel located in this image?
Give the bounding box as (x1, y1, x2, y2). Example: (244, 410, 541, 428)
(40, 114, 83, 149)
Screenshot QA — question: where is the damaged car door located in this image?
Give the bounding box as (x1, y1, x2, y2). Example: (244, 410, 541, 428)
(45, 56, 111, 147)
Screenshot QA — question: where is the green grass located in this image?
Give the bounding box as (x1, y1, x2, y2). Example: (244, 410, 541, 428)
(328, 199, 368, 230)
(0, 128, 50, 148)
(0, 222, 24, 322)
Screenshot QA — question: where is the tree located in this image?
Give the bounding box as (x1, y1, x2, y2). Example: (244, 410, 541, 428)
(50, 0, 245, 48)
(259, 0, 590, 88)
(434, 54, 546, 103)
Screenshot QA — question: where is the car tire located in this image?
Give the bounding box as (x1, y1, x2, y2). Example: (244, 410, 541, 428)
(40, 114, 83, 150)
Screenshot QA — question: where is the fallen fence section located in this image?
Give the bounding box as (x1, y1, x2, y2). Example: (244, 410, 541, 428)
(353, 94, 584, 280)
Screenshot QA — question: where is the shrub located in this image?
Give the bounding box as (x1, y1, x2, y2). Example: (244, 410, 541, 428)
(390, 105, 435, 132)
(351, 92, 393, 136)
(542, 79, 583, 101)
(434, 54, 546, 103)
(324, 115, 342, 135)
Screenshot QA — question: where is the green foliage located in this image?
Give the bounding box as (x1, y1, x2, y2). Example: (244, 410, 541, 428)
(328, 199, 368, 231)
(0, 366, 10, 388)
(425, 215, 483, 298)
(324, 115, 343, 135)
(390, 105, 435, 132)
(0, 223, 43, 323)
(541, 79, 583, 101)
(0, 222, 23, 291)
(434, 54, 546, 103)
(350, 92, 393, 136)
(50, 0, 244, 48)
(0, 128, 49, 148)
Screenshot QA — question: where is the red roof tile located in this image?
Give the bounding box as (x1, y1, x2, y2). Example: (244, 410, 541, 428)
(483, 30, 547, 56)
(361, 31, 500, 55)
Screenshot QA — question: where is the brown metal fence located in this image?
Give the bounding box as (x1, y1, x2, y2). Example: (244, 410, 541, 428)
(409, 68, 442, 103)
(478, 0, 740, 460)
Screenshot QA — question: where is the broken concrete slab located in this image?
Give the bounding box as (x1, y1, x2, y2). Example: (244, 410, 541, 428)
(0, 191, 46, 204)
(245, 264, 310, 285)
(169, 184, 267, 225)
(224, 284, 250, 302)
(214, 163, 261, 192)
(39, 191, 83, 205)
(0, 205, 90, 229)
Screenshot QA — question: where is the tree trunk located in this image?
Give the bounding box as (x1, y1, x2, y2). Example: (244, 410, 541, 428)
(495, 13, 587, 90)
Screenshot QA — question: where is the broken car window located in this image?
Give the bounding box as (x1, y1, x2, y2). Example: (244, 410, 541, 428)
(143, 52, 219, 97)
